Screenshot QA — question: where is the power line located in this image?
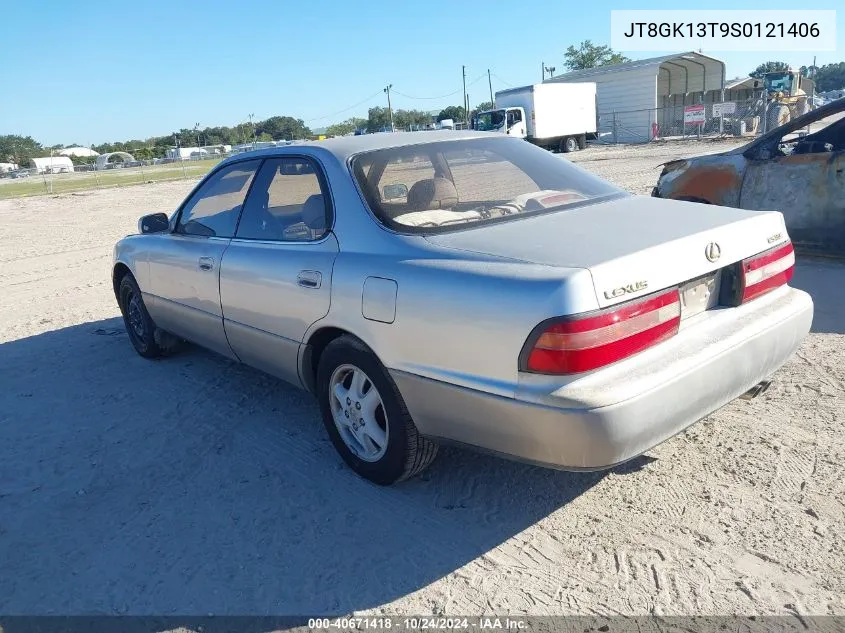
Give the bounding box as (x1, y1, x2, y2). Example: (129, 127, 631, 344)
(305, 90, 385, 122)
(393, 72, 487, 101)
(298, 71, 499, 125)
(491, 73, 516, 88)
(466, 72, 487, 86)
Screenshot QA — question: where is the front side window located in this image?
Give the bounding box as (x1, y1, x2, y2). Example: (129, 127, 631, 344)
(773, 110, 845, 157)
(236, 157, 329, 242)
(351, 137, 623, 233)
(176, 160, 261, 237)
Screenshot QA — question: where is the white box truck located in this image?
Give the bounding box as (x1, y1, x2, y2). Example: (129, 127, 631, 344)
(472, 82, 597, 152)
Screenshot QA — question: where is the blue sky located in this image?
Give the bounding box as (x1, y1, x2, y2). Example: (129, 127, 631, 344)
(0, 0, 841, 145)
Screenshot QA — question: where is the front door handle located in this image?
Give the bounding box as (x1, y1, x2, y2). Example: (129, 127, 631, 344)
(296, 270, 322, 289)
(198, 256, 215, 271)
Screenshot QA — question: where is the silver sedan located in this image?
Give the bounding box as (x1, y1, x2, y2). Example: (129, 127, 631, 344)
(113, 131, 813, 484)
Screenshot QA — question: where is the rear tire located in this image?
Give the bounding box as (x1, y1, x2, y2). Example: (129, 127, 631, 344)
(560, 136, 578, 153)
(316, 335, 438, 485)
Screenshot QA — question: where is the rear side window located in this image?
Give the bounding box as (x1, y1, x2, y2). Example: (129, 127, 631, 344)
(236, 157, 330, 242)
(351, 137, 622, 233)
(176, 160, 261, 237)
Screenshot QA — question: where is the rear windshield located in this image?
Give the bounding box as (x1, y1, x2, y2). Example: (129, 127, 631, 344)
(350, 137, 624, 234)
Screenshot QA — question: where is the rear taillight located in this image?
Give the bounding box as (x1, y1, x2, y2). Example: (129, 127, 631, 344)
(522, 288, 681, 375)
(741, 241, 795, 303)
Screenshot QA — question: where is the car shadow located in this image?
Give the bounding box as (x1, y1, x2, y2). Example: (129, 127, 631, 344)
(0, 318, 649, 616)
(792, 257, 845, 334)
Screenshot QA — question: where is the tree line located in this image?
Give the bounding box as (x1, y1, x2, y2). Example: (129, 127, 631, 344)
(325, 102, 496, 137)
(0, 115, 311, 168)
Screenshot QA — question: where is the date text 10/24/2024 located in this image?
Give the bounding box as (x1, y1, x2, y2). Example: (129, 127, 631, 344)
(308, 617, 528, 630)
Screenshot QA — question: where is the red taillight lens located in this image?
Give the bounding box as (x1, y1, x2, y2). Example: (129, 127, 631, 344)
(741, 241, 795, 303)
(524, 289, 681, 375)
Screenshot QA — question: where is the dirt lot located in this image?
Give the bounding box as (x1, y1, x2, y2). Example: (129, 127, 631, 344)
(1, 140, 843, 616)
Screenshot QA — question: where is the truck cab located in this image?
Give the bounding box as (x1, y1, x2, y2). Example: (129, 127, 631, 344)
(473, 107, 527, 138)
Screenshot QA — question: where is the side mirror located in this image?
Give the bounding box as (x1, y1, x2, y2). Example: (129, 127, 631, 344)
(138, 212, 170, 234)
(382, 183, 409, 201)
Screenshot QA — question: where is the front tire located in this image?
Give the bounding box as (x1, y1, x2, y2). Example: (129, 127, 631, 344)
(118, 273, 165, 358)
(316, 335, 438, 485)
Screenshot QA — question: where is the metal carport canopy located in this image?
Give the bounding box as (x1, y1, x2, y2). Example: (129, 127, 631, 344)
(548, 51, 726, 99)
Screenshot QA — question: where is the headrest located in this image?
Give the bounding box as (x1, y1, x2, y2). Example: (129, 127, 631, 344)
(301, 194, 326, 230)
(407, 177, 458, 211)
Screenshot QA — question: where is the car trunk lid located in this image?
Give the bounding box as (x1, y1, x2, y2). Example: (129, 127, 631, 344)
(425, 196, 788, 309)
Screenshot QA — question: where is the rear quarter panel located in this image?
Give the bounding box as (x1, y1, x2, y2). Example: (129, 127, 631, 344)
(310, 246, 598, 398)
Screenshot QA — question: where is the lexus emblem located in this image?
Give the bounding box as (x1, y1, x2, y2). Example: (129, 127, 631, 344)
(705, 242, 721, 263)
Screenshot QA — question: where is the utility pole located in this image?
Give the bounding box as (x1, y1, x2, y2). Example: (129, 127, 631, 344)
(462, 65, 468, 123)
(384, 84, 394, 132)
(488, 69, 494, 106)
(195, 122, 201, 157)
(812, 55, 817, 106)
(542, 61, 545, 81)
(248, 113, 257, 147)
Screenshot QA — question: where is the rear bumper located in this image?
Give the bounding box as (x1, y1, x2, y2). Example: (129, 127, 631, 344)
(391, 286, 813, 470)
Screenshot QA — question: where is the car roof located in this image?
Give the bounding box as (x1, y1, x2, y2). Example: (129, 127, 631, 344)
(222, 130, 503, 164)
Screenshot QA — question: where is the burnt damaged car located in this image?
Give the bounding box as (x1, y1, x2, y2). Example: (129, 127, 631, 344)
(653, 98, 845, 255)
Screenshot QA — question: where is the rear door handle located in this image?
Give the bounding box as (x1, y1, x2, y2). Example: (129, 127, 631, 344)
(296, 270, 322, 289)
(198, 256, 215, 271)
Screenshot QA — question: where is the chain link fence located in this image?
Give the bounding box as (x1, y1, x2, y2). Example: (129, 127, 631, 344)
(595, 98, 776, 145)
(0, 154, 226, 200)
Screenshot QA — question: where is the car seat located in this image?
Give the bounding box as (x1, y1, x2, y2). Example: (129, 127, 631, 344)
(300, 194, 327, 238)
(406, 177, 458, 211)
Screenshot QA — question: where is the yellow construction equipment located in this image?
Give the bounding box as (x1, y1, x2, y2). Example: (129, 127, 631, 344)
(763, 68, 815, 128)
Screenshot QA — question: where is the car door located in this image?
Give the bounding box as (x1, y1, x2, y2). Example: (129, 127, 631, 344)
(145, 159, 261, 358)
(219, 156, 339, 386)
(740, 150, 845, 252)
(739, 111, 845, 253)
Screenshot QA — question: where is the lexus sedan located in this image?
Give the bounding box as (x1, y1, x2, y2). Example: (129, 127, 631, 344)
(113, 131, 813, 485)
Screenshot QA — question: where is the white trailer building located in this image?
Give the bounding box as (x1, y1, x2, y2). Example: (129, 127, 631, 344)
(31, 156, 74, 174)
(546, 52, 726, 143)
(165, 147, 202, 160)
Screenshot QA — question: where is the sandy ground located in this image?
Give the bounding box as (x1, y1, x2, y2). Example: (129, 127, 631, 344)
(0, 141, 843, 616)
